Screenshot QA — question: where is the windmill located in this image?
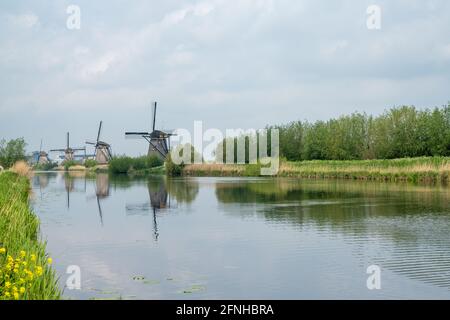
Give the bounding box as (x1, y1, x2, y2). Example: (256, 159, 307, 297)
(86, 121, 112, 164)
(50, 132, 86, 163)
(125, 101, 176, 160)
(38, 139, 49, 165)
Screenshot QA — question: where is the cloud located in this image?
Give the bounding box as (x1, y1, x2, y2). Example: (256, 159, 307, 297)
(7, 12, 39, 28)
(0, 0, 450, 155)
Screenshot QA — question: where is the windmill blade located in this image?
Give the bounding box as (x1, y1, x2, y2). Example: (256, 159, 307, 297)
(163, 129, 178, 136)
(40, 139, 43, 153)
(152, 101, 157, 132)
(125, 132, 149, 139)
(86, 141, 96, 145)
(97, 121, 103, 143)
(67, 132, 70, 149)
(49, 148, 66, 152)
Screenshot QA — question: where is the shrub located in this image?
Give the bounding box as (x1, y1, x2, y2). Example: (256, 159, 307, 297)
(84, 159, 98, 168)
(165, 153, 184, 177)
(34, 162, 57, 171)
(109, 155, 164, 174)
(147, 155, 163, 168)
(132, 156, 148, 171)
(109, 156, 133, 174)
(63, 160, 80, 171)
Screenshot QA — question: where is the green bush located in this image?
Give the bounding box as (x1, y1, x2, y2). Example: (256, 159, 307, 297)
(63, 160, 80, 171)
(109, 155, 164, 174)
(147, 155, 163, 168)
(84, 159, 98, 168)
(34, 162, 58, 171)
(132, 156, 148, 171)
(165, 153, 184, 177)
(109, 156, 133, 174)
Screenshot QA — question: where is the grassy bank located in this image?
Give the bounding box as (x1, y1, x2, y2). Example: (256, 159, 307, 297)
(0, 170, 60, 300)
(183, 157, 450, 183)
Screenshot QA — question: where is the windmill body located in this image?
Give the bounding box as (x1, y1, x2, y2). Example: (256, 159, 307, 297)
(86, 121, 112, 164)
(50, 132, 86, 163)
(38, 151, 49, 164)
(125, 101, 175, 160)
(37, 139, 50, 164)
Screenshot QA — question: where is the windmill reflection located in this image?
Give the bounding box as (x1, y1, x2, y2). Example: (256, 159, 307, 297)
(32, 174, 50, 200)
(125, 177, 199, 241)
(62, 172, 87, 209)
(95, 173, 110, 226)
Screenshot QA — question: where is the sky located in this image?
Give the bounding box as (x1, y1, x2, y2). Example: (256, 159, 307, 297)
(1, 0, 450, 156)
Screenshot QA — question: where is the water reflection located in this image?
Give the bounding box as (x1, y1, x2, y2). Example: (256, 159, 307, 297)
(215, 179, 450, 290)
(125, 177, 200, 241)
(95, 174, 110, 225)
(30, 174, 450, 298)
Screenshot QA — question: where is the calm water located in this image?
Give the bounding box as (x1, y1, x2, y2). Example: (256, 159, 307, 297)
(30, 172, 450, 299)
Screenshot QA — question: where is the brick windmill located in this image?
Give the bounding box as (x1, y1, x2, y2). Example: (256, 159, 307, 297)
(125, 101, 176, 160)
(50, 132, 86, 163)
(37, 139, 49, 165)
(86, 121, 112, 164)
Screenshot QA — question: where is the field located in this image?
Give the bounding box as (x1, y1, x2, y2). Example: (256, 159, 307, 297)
(0, 170, 60, 300)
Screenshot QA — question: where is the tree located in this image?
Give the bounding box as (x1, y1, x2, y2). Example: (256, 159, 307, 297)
(0, 138, 27, 168)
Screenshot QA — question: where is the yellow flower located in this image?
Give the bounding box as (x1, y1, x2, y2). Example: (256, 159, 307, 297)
(13, 292, 19, 300)
(20, 250, 26, 258)
(35, 266, 43, 276)
(0, 247, 5, 254)
(5, 281, 11, 288)
(47, 257, 53, 265)
(30, 254, 36, 262)
(20, 287, 25, 294)
(4, 292, 10, 298)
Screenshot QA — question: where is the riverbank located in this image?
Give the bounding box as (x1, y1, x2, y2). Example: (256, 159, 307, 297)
(0, 171, 60, 300)
(183, 157, 450, 183)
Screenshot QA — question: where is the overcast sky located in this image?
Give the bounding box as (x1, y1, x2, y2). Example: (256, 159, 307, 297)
(1, 0, 450, 156)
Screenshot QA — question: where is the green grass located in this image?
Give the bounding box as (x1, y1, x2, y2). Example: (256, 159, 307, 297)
(0, 172, 60, 300)
(183, 157, 450, 183)
(279, 156, 450, 183)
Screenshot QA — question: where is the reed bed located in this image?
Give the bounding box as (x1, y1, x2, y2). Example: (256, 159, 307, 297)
(0, 169, 60, 300)
(183, 157, 450, 183)
(278, 157, 450, 183)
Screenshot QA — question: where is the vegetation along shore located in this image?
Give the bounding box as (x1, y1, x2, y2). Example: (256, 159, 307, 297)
(183, 157, 450, 183)
(0, 162, 60, 300)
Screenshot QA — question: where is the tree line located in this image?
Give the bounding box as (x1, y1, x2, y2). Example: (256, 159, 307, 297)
(270, 104, 450, 161)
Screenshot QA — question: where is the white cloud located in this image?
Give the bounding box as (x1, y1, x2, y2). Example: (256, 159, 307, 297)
(1, 0, 450, 155)
(8, 12, 39, 28)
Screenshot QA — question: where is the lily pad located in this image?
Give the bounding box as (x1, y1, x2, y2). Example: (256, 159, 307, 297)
(179, 284, 207, 294)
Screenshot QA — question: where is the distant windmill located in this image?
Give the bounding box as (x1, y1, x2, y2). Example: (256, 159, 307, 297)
(50, 132, 86, 162)
(86, 121, 112, 164)
(38, 139, 49, 165)
(125, 101, 176, 160)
